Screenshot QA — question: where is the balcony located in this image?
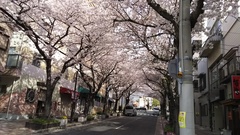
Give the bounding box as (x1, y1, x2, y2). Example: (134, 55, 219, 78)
(199, 33, 222, 57)
(0, 54, 23, 86)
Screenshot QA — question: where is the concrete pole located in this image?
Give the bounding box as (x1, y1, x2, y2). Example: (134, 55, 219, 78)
(179, 0, 195, 134)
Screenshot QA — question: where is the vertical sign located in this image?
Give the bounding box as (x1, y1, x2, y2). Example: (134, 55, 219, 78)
(232, 76, 240, 99)
(179, 111, 186, 128)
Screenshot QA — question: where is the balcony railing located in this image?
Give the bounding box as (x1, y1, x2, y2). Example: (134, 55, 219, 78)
(199, 33, 222, 57)
(210, 80, 224, 102)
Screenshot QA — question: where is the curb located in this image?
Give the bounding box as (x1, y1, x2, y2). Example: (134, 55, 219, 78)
(31, 116, 122, 135)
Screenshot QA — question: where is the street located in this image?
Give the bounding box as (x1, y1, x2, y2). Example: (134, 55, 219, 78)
(47, 115, 158, 135)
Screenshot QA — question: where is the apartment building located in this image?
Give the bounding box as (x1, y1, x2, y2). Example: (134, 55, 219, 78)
(198, 14, 240, 135)
(0, 28, 83, 119)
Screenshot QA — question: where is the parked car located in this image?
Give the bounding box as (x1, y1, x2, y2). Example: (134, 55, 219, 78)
(124, 105, 137, 116)
(152, 107, 160, 116)
(137, 107, 147, 113)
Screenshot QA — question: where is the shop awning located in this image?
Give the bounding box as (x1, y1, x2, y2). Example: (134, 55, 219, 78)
(78, 87, 103, 98)
(95, 93, 102, 98)
(78, 87, 90, 93)
(60, 87, 79, 99)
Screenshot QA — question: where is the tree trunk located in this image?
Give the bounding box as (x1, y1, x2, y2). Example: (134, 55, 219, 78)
(114, 99, 119, 112)
(44, 60, 53, 118)
(84, 95, 92, 115)
(84, 93, 94, 115)
(44, 89, 53, 118)
(125, 97, 130, 106)
(84, 100, 89, 116)
(103, 97, 108, 114)
(161, 94, 167, 118)
(103, 91, 109, 114)
(103, 101, 107, 114)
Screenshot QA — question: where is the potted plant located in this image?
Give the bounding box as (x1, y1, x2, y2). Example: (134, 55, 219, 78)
(78, 114, 86, 123)
(60, 116, 68, 129)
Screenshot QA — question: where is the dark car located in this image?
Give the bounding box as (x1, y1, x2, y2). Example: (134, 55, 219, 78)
(139, 107, 147, 112)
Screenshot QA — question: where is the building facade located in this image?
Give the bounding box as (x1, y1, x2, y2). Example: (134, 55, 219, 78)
(199, 14, 240, 135)
(194, 58, 210, 128)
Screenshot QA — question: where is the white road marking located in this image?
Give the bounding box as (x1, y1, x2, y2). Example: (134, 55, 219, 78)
(115, 117, 141, 129)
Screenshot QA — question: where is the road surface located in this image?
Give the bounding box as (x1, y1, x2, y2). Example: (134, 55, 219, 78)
(47, 115, 158, 135)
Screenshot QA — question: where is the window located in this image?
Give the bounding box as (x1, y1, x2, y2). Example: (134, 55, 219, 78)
(25, 88, 35, 103)
(0, 85, 7, 94)
(32, 53, 41, 67)
(193, 80, 199, 92)
(6, 53, 23, 68)
(198, 73, 206, 91)
(236, 57, 240, 71)
(0, 27, 10, 51)
(201, 104, 208, 116)
(200, 74, 206, 91)
(211, 66, 218, 82)
(6, 47, 22, 68)
(229, 59, 235, 74)
(8, 47, 17, 54)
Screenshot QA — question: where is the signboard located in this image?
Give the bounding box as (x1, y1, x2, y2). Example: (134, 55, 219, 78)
(232, 76, 240, 99)
(179, 111, 186, 128)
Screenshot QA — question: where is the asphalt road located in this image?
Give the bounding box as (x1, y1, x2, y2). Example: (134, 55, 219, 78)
(47, 115, 158, 135)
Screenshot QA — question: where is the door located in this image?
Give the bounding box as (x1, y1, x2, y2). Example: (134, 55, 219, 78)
(232, 106, 240, 135)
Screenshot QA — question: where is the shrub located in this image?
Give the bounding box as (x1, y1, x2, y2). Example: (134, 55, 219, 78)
(97, 111, 103, 115)
(31, 118, 60, 125)
(164, 124, 174, 133)
(95, 107, 103, 115)
(62, 116, 68, 119)
(86, 115, 95, 121)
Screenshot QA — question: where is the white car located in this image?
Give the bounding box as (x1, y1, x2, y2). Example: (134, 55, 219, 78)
(124, 105, 137, 116)
(152, 107, 160, 116)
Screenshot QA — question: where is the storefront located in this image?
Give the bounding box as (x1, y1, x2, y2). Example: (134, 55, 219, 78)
(60, 87, 79, 117)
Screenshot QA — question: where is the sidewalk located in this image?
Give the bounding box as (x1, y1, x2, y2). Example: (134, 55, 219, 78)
(0, 116, 121, 135)
(0, 119, 33, 135)
(195, 125, 220, 135)
(154, 117, 220, 135)
(155, 116, 167, 135)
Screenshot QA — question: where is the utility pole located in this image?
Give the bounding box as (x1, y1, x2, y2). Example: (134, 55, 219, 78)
(179, 0, 195, 134)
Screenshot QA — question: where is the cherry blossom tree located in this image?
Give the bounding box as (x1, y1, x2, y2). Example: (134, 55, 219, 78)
(77, 57, 119, 115)
(101, 0, 239, 134)
(125, 83, 138, 106)
(111, 76, 134, 112)
(0, 0, 115, 118)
